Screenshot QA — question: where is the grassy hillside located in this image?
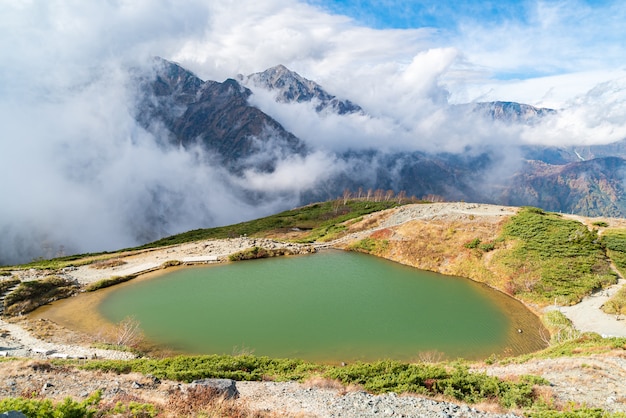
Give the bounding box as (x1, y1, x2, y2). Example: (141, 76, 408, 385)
(347, 207, 622, 306)
(136, 199, 403, 248)
(0, 199, 404, 272)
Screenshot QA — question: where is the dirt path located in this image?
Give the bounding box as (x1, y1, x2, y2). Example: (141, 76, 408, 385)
(556, 278, 626, 337)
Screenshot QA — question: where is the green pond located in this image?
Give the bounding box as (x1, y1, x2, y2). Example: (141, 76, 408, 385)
(99, 251, 547, 362)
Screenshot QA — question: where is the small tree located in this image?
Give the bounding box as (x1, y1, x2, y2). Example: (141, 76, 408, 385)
(342, 188, 352, 205)
(113, 316, 143, 348)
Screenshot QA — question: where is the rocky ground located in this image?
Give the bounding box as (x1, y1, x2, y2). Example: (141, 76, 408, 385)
(1, 203, 626, 417)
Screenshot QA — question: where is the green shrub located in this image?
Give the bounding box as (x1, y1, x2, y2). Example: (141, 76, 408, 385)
(111, 401, 159, 417)
(527, 407, 626, 417)
(82, 354, 321, 383)
(592, 221, 609, 228)
(0, 390, 101, 417)
(160, 260, 181, 268)
(0, 277, 20, 293)
(81, 354, 554, 409)
(85, 275, 136, 292)
(348, 238, 389, 254)
(464, 238, 481, 249)
(135, 200, 403, 249)
(602, 230, 626, 277)
(228, 246, 293, 261)
(522, 206, 546, 215)
(497, 208, 615, 305)
(4, 276, 79, 315)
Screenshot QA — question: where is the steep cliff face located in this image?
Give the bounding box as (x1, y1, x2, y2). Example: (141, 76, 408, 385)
(136, 58, 307, 173)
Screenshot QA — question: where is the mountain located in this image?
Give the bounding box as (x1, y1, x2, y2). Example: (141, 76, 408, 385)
(136, 58, 307, 173)
(472, 101, 555, 123)
(134, 59, 626, 218)
(242, 65, 362, 115)
(497, 157, 626, 217)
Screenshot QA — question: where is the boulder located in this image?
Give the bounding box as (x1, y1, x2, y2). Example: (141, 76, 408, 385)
(190, 378, 239, 399)
(1, 412, 27, 418)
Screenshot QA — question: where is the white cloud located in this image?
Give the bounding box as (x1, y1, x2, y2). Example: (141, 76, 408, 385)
(1, 0, 625, 263)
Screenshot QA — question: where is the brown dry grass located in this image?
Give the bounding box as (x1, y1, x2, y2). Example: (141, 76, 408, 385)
(165, 385, 278, 418)
(90, 258, 127, 269)
(373, 218, 507, 285)
(303, 375, 363, 395)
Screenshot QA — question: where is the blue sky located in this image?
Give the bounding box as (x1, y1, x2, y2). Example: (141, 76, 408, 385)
(306, 0, 530, 30)
(303, 0, 625, 82)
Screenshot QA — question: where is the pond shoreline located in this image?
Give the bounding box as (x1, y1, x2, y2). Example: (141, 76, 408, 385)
(2, 203, 626, 415)
(2, 202, 626, 359)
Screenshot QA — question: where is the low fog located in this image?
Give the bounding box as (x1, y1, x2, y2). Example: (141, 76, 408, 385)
(1, 0, 625, 264)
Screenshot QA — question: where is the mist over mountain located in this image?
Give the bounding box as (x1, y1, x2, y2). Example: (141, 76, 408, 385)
(242, 65, 362, 115)
(1, 56, 625, 265)
(136, 58, 307, 174)
(134, 58, 626, 221)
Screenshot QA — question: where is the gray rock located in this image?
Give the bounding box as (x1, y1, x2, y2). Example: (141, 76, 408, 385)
(0, 412, 27, 418)
(190, 378, 239, 399)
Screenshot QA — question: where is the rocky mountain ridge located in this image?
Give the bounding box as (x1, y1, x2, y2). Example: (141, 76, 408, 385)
(135, 58, 626, 219)
(241, 64, 362, 115)
(136, 58, 307, 174)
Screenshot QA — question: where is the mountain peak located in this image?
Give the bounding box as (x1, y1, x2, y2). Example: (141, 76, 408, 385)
(244, 65, 362, 115)
(473, 101, 556, 122)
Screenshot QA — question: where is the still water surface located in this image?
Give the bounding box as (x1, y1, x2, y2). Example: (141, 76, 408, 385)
(98, 251, 546, 362)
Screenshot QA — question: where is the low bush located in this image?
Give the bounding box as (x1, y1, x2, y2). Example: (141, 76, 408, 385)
(527, 407, 626, 417)
(228, 246, 293, 261)
(464, 238, 481, 249)
(160, 260, 181, 268)
(136, 199, 403, 249)
(0, 277, 20, 293)
(602, 287, 626, 318)
(324, 361, 545, 408)
(82, 355, 548, 409)
(496, 208, 615, 305)
(85, 275, 136, 292)
(4, 276, 79, 315)
(601, 229, 626, 274)
(89, 258, 127, 269)
(347, 238, 389, 254)
(0, 390, 101, 417)
(82, 354, 321, 382)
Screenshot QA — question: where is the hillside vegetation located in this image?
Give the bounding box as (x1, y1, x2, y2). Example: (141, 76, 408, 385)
(2, 202, 626, 417)
(346, 206, 623, 307)
(137, 199, 405, 248)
